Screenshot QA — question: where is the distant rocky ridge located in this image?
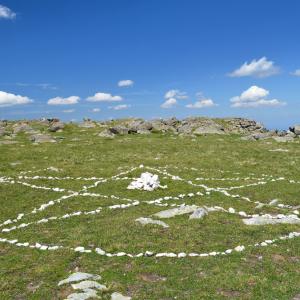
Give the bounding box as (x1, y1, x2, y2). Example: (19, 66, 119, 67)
(0, 117, 299, 143)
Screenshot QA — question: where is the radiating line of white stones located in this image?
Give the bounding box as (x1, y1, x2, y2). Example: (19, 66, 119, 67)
(0, 164, 299, 231)
(0, 164, 299, 258)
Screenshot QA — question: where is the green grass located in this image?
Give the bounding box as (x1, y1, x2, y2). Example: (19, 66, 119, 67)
(0, 125, 299, 299)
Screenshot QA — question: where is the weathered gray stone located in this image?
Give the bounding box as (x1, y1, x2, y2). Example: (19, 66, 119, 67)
(153, 205, 198, 219)
(13, 123, 34, 134)
(67, 288, 99, 300)
(189, 208, 208, 219)
(194, 126, 225, 135)
(290, 124, 300, 135)
(98, 129, 115, 138)
(135, 217, 169, 228)
(49, 121, 64, 132)
(243, 216, 300, 225)
(71, 280, 107, 291)
(30, 134, 56, 143)
(272, 136, 294, 143)
(109, 126, 129, 135)
(58, 272, 101, 286)
(111, 292, 131, 300)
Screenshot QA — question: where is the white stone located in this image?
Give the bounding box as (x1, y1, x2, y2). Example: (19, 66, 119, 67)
(71, 280, 107, 291)
(135, 217, 169, 228)
(111, 292, 131, 300)
(58, 272, 101, 286)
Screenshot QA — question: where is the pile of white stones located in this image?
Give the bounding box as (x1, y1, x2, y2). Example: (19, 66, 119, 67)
(127, 172, 167, 191)
(58, 272, 131, 300)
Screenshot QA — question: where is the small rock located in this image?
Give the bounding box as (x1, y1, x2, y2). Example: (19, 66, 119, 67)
(153, 205, 198, 219)
(111, 292, 131, 300)
(71, 280, 107, 291)
(189, 208, 207, 219)
(135, 217, 169, 228)
(30, 134, 56, 143)
(58, 272, 101, 286)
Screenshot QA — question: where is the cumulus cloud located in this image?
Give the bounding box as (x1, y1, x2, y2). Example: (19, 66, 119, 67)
(118, 80, 134, 87)
(47, 96, 80, 105)
(92, 108, 101, 112)
(164, 89, 188, 99)
(230, 85, 286, 108)
(109, 104, 130, 110)
(186, 99, 216, 109)
(0, 4, 16, 19)
(161, 98, 177, 108)
(291, 69, 300, 76)
(62, 109, 75, 113)
(86, 92, 122, 102)
(0, 91, 33, 107)
(229, 57, 280, 78)
(161, 89, 187, 108)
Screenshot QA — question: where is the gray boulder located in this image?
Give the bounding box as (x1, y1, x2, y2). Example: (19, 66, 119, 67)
(272, 136, 294, 143)
(30, 134, 56, 143)
(290, 124, 300, 135)
(128, 120, 153, 133)
(109, 126, 129, 135)
(98, 129, 115, 138)
(13, 123, 34, 134)
(194, 126, 225, 135)
(49, 121, 64, 132)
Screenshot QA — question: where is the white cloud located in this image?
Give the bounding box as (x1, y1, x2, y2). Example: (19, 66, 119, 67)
(230, 85, 286, 108)
(161, 98, 177, 108)
(0, 91, 33, 107)
(47, 96, 80, 105)
(62, 109, 75, 113)
(229, 57, 279, 78)
(92, 108, 101, 112)
(86, 92, 122, 102)
(291, 69, 300, 76)
(118, 80, 134, 87)
(0, 5, 16, 19)
(164, 89, 188, 99)
(186, 99, 216, 109)
(109, 104, 131, 110)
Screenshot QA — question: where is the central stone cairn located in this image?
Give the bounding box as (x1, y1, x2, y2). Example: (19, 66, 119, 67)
(127, 172, 167, 191)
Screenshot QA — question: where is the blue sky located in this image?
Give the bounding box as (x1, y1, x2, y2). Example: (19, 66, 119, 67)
(0, 0, 300, 129)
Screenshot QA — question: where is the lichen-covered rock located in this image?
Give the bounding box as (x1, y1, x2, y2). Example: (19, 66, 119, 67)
(49, 121, 64, 132)
(30, 134, 56, 143)
(98, 129, 115, 138)
(109, 126, 129, 135)
(58, 272, 101, 286)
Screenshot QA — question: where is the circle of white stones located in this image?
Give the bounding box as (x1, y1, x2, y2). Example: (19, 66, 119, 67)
(0, 165, 299, 258)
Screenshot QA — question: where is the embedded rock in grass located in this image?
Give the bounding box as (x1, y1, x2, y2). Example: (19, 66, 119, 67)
(30, 134, 56, 143)
(153, 205, 198, 219)
(111, 292, 132, 300)
(135, 217, 169, 228)
(71, 280, 107, 291)
(98, 129, 115, 138)
(189, 208, 208, 219)
(272, 136, 294, 143)
(127, 172, 165, 191)
(49, 121, 64, 132)
(58, 272, 101, 286)
(243, 216, 300, 225)
(67, 288, 99, 300)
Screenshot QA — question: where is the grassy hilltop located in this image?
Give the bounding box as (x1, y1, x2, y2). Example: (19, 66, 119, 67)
(0, 120, 299, 299)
